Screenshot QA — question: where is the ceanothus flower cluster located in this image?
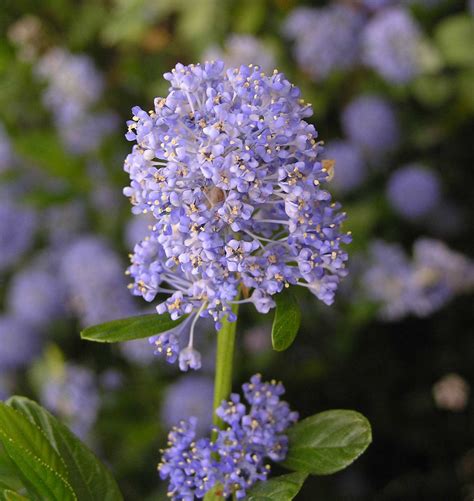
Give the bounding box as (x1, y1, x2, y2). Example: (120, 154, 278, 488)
(362, 239, 474, 320)
(124, 61, 350, 369)
(158, 374, 298, 500)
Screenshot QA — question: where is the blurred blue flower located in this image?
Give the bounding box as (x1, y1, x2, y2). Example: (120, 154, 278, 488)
(60, 236, 138, 326)
(362, 7, 423, 84)
(341, 95, 400, 161)
(362, 239, 474, 320)
(0, 315, 44, 372)
(386, 164, 441, 220)
(35, 48, 116, 154)
(0, 199, 37, 273)
(124, 213, 155, 250)
(42, 200, 86, 245)
(40, 363, 99, 439)
(204, 34, 276, 73)
(284, 5, 364, 81)
(324, 140, 368, 194)
(161, 375, 214, 436)
(7, 252, 66, 328)
(120, 338, 156, 365)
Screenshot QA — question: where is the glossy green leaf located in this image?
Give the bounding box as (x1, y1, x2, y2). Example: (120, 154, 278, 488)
(271, 290, 301, 351)
(0, 447, 23, 493)
(7, 397, 123, 501)
(0, 403, 76, 501)
(80, 313, 186, 343)
(246, 472, 308, 501)
(283, 410, 372, 475)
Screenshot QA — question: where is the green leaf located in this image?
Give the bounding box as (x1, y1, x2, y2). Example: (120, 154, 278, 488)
(0, 447, 23, 492)
(283, 410, 372, 475)
(246, 472, 308, 501)
(2, 491, 29, 501)
(7, 397, 122, 501)
(80, 313, 186, 343)
(271, 290, 301, 351)
(435, 15, 474, 68)
(0, 403, 76, 500)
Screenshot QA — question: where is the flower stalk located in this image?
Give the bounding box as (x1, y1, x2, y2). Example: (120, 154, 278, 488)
(204, 301, 240, 501)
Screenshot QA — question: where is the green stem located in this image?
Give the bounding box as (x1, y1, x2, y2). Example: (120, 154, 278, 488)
(204, 301, 240, 501)
(213, 301, 239, 430)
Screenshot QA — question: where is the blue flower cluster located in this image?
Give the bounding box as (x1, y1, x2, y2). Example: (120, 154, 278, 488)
(124, 61, 350, 367)
(341, 95, 400, 162)
(35, 48, 117, 154)
(362, 239, 474, 320)
(362, 7, 423, 84)
(284, 5, 364, 82)
(40, 363, 100, 439)
(60, 236, 138, 327)
(284, 3, 425, 85)
(386, 164, 441, 220)
(158, 374, 298, 500)
(0, 197, 37, 273)
(204, 34, 276, 73)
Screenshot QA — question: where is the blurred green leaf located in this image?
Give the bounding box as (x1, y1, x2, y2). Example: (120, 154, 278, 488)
(412, 74, 454, 107)
(81, 313, 187, 343)
(247, 472, 308, 500)
(435, 15, 474, 68)
(0, 403, 75, 500)
(272, 289, 301, 351)
(283, 410, 372, 475)
(1, 491, 29, 501)
(7, 397, 123, 501)
(13, 131, 85, 184)
(102, 0, 174, 46)
(233, 0, 267, 33)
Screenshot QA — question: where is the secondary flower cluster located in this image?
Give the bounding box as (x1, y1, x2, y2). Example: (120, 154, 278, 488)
(158, 374, 298, 500)
(124, 61, 349, 368)
(362, 238, 474, 320)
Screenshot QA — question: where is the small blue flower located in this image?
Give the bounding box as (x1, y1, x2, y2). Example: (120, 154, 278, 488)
(341, 95, 400, 161)
(323, 140, 367, 194)
(0, 315, 44, 373)
(284, 5, 364, 82)
(386, 164, 441, 220)
(362, 7, 423, 84)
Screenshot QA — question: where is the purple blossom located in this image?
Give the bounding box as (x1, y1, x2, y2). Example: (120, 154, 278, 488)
(323, 140, 367, 194)
(35, 48, 116, 154)
(362, 7, 423, 84)
(386, 164, 441, 220)
(0, 199, 37, 273)
(341, 95, 400, 160)
(0, 315, 44, 373)
(362, 239, 474, 320)
(284, 5, 364, 81)
(124, 61, 350, 369)
(204, 34, 276, 73)
(158, 374, 298, 500)
(161, 375, 214, 436)
(60, 236, 138, 326)
(40, 363, 99, 440)
(7, 252, 66, 328)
